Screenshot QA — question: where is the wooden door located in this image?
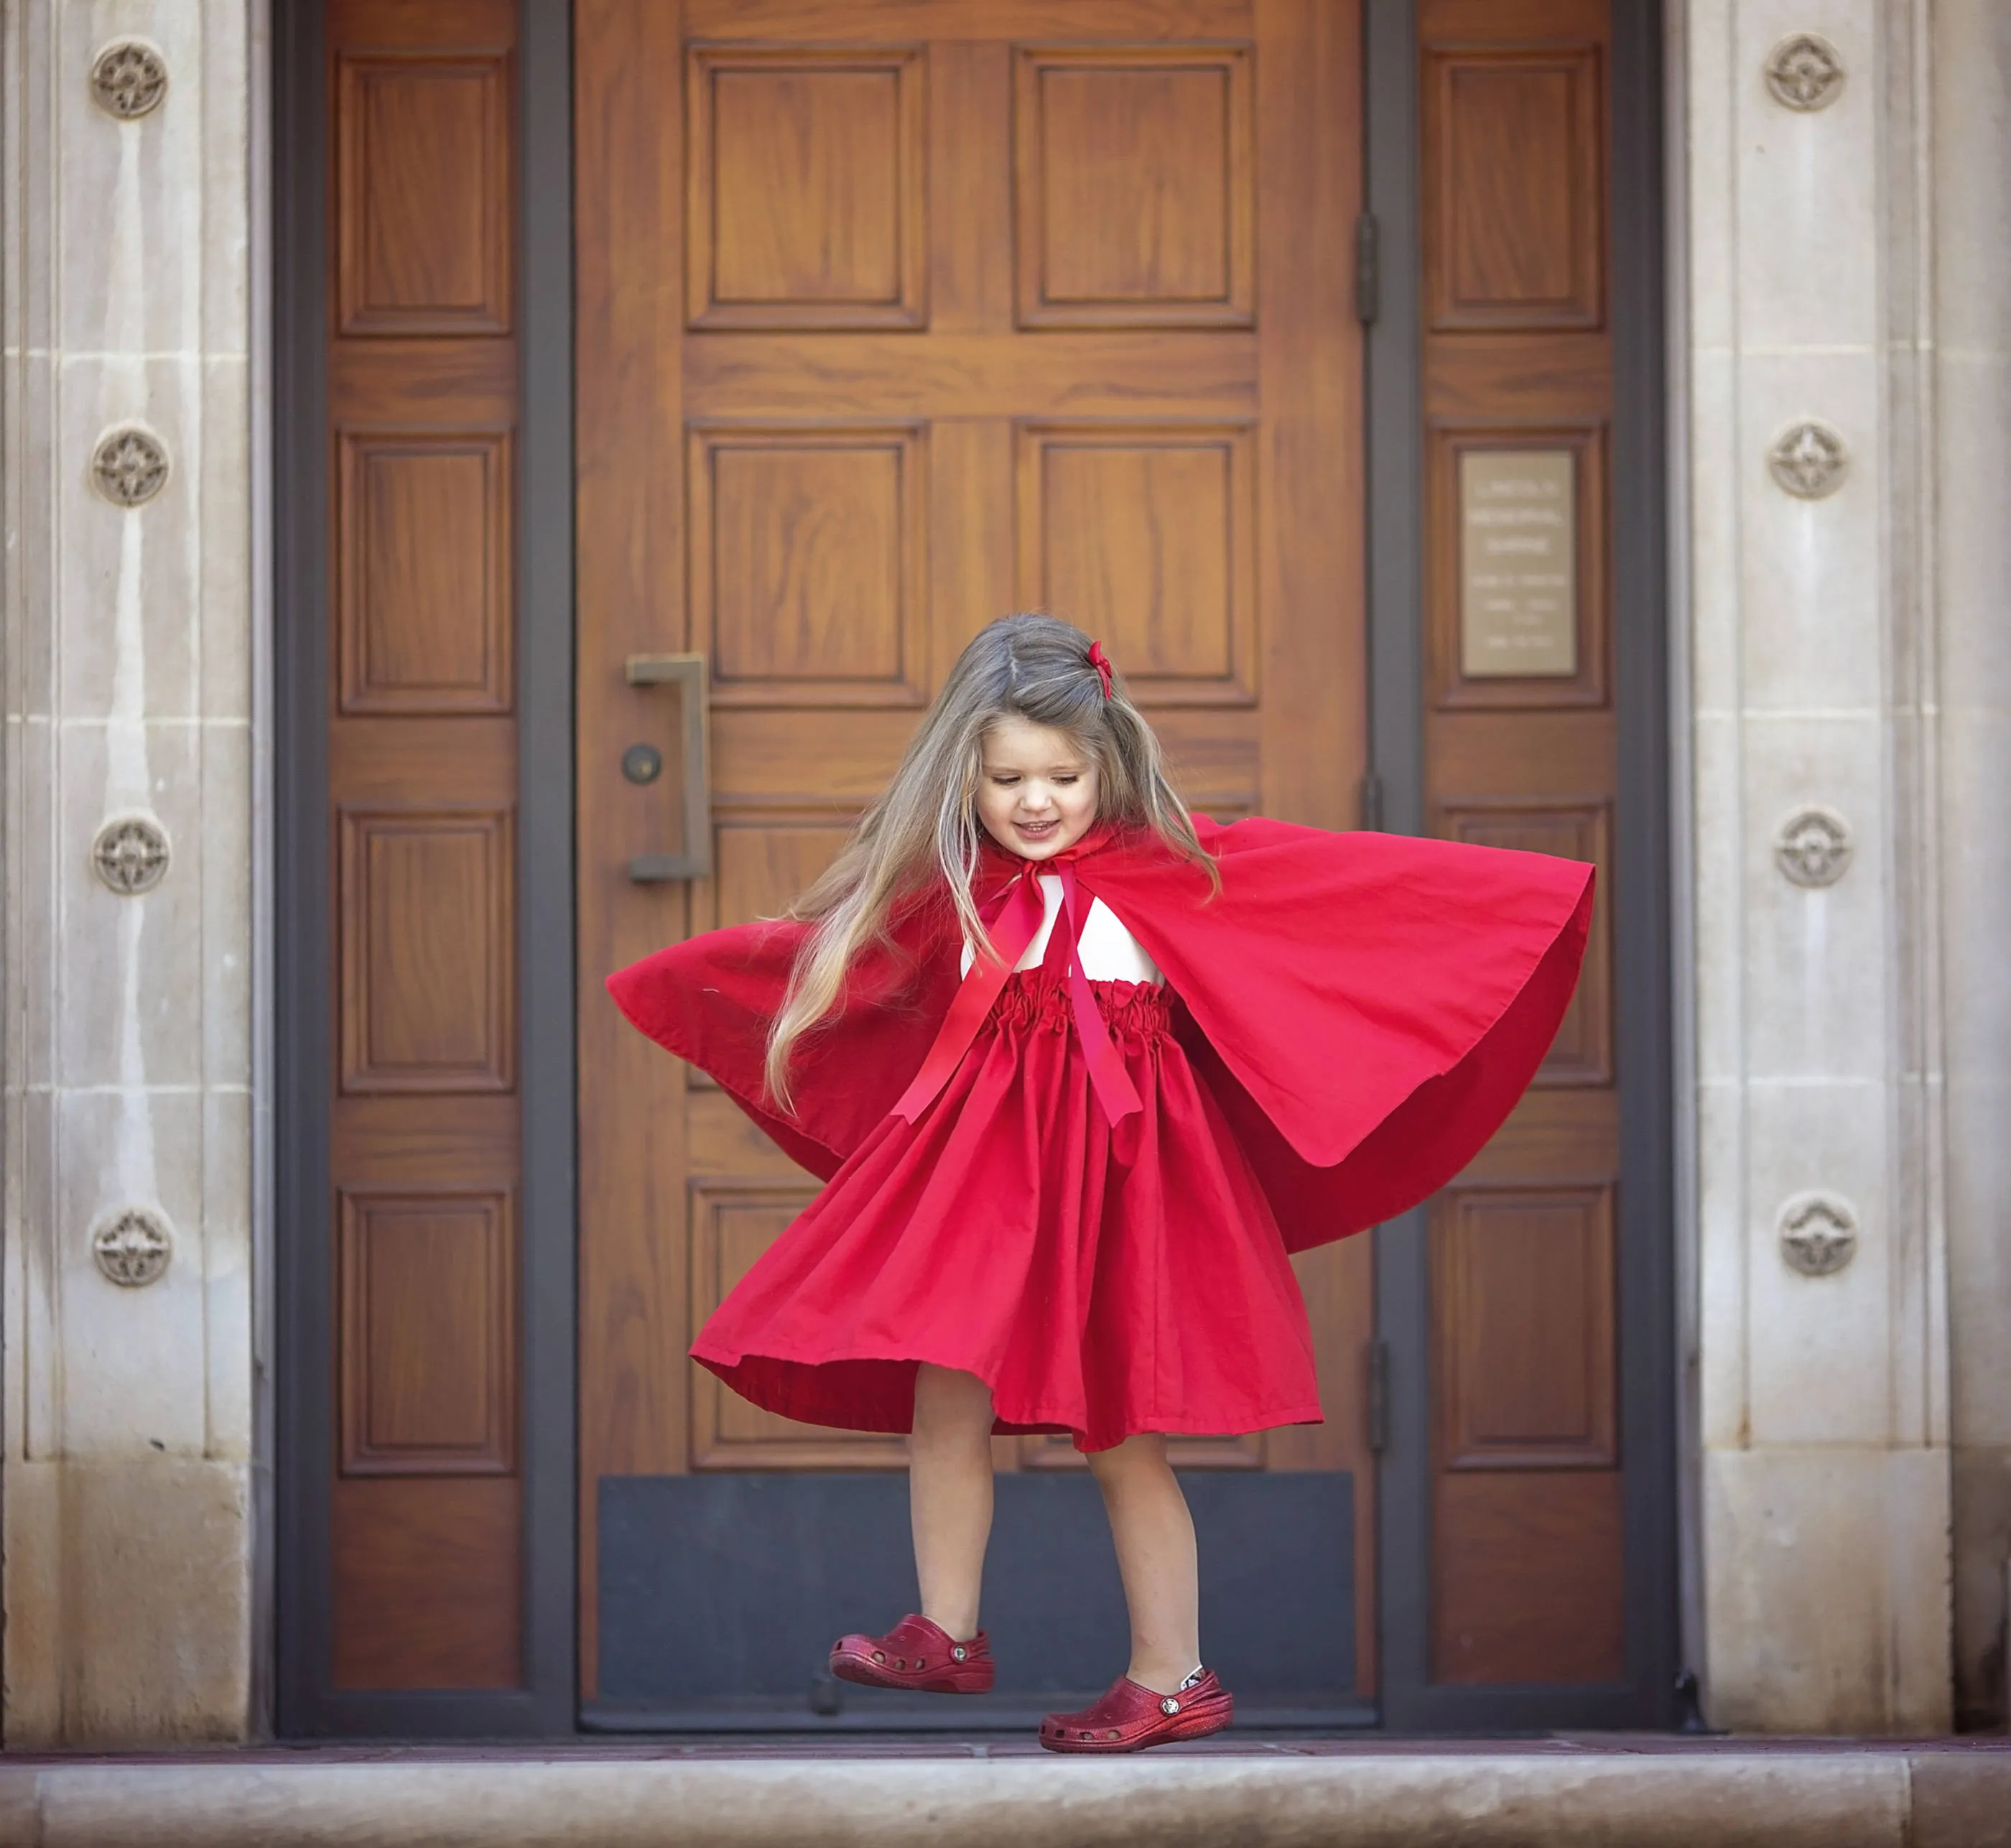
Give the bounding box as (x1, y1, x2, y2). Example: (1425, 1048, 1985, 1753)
(575, 0, 1370, 1717)
(318, 0, 528, 1694)
(1416, 0, 1626, 1689)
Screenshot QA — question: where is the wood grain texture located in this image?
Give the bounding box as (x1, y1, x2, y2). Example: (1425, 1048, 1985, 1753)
(1431, 1185, 1616, 1470)
(1422, 42, 1604, 332)
(338, 807, 515, 1093)
(685, 333, 1257, 421)
(338, 430, 514, 715)
(336, 50, 514, 335)
(687, 46, 927, 330)
(324, 0, 527, 1697)
(330, 1476, 524, 1689)
(689, 424, 929, 705)
(1014, 422, 1256, 705)
(1431, 1470, 1625, 1684)
(575, 0, 694, 1699)
(1013, 45, 1253, 328)
(339, 1189, 517, 1475)
(1418, 0, 1620, 1693)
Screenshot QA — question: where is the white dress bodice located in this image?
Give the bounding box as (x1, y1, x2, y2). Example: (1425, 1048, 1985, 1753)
(959, 873, 1163, 985)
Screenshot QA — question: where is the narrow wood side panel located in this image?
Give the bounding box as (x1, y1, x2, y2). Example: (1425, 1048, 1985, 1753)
(1422, 43, 1604, 333)
(338, 807, 516, 1094)
(338, 1189, 517, 1475)
(330, 1477, 524, 1688)
(1430, 1184, 1616, 1470)
(1431, 1472, 1625, 1684)
(575, 0, 694, 1700)
(336, 52, 514, 335)
(337, 430, 514, 715)
(1417, 0, 1620, 1696)
(324, 0, 525, 1700)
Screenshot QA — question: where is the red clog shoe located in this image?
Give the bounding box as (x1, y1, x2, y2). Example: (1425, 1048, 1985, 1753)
(1039, 1668, 1234, 1752)
(829, 1614, 996, 1694)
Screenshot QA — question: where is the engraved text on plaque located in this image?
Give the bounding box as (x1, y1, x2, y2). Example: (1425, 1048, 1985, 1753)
(1459, 449, 1577, 678)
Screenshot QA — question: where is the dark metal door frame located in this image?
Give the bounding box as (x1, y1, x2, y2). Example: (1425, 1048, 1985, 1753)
(270, 0, 1672, 1740)
(271, 0, 577, 1739)
(1364, 0, 1681, 1730)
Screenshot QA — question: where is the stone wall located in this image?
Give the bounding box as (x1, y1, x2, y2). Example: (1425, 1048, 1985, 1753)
(1, 0, 257, 1745)
(1935, 1, 2011, 1738)
(1683, 0, 1953, 1733)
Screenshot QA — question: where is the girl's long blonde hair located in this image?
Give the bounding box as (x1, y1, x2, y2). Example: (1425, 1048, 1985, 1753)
(763, 613, 1215, 1110)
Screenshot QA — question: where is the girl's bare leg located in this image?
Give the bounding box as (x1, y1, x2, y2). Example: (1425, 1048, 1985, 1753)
(1085, 1433, 1203, 1694)
(909, 1363, 996, 1640)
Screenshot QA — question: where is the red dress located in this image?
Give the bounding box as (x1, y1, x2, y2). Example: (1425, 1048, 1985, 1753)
(608, 817, 1594, 1452)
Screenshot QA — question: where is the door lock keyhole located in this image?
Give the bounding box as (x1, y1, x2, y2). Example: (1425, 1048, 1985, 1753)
(621, 743, 664, 785)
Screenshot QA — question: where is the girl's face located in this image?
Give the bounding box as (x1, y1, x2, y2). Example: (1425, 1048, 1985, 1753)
(975, 716, 1100, 860)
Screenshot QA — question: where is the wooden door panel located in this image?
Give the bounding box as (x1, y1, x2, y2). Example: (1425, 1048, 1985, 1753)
(325, 0, 526, 1692)
(335, 51, 513, 335)
(1014, 422, 1258, 706)
(578, 0, 1370, 1707)
(1431, 1187, 1616, 1472)
(338, 1189, 516, 1475)
(687, 46, 928, 330)
(1011, 45, 1254, 329)
(1418, 0, 1622, 1691)
(701, 822, 852, 934)
(1431, 1471, 1624, 1684)
(1459, 1092, 1620, 1185)
(691, 424, 930, 705)
(330, 1477, 523, 1689)
(336, 430, 514, 714)
(1421, 41, 1604, 333)
(338, 807, 516, 1093)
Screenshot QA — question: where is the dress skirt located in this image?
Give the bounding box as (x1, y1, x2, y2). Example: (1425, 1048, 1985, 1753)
(692, 968, 1323, 1452)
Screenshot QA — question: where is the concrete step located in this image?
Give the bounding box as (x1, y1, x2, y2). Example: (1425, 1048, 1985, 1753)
(1, 1740, 2006, 1848)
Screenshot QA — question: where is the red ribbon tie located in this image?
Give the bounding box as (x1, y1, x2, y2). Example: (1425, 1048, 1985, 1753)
(892, 853, 1143, 1133)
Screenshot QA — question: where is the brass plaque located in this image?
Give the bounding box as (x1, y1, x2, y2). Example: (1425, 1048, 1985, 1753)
(1459, 449, 1576, 678)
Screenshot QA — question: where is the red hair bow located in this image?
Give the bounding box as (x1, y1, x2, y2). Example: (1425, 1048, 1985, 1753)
(1087, 640, 1115, 700)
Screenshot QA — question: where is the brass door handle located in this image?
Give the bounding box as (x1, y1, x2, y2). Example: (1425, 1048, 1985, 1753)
(623, 653, 712, 881)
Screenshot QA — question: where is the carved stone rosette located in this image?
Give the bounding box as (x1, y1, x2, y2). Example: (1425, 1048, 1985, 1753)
(91, 814, 172, 895)
(92, 1207, 173, 1288)
(1764, 34, 1845, 112)
(1778, 1193, 1859, 1278)
(89, 41, 169, 119)
(1768, 421, 1849, 500)
(1775, 807, 1853, 888)
(90, 426, 171, 506)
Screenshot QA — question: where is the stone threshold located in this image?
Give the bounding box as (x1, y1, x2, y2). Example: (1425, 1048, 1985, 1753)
(0, 1740, 2007, 1847)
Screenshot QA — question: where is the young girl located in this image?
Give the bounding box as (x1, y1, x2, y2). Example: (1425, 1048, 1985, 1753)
(610, 615, 1592, 1752)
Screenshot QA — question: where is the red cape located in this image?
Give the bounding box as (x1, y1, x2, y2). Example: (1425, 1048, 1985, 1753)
(606, 817, 1594, 1252)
